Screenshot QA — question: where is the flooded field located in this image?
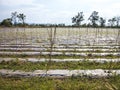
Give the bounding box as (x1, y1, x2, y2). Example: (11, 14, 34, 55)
(0, 27, 119, 45)
(0, 27, 120, 90)
(0, 27, 120, 78)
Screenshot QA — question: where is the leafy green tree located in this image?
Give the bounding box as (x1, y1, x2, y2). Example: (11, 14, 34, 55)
(72, 12, 84, 26)
(0, 18, 12, 27)
(99, 17, 106, 27)
(11, 11, 17, 26)
(88, 11, 99, 27)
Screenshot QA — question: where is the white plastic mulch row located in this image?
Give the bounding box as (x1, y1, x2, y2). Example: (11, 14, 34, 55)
(0, 48, 118, 52)
(0, 51, 119, 56)
(0, 44, 119, 48)
(0, 69, 120, 78)
(0, 58, 120, 63)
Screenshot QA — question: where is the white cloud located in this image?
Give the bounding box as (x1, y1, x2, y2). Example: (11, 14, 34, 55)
(0, 0, 34, 6)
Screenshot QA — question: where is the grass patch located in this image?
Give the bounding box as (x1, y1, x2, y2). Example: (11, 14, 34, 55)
(0, 76, 120, 90)
(0, 60, 120, 71)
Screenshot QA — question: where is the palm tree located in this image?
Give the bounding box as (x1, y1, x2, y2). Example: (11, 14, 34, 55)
(72, 12, 84, 26)
(99, 17, 106, 27)
(115, 16, 120, 27)
(17, 13, 26, 25)
(88, 11, 99, 27)
(108, 17, 116, 27)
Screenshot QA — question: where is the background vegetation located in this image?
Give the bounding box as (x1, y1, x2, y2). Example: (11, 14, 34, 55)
(0, 11, 120, 28)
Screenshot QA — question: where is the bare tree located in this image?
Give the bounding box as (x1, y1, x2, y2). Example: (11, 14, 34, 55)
(11, 11, 17, 26)
(46, 27, 57, 71)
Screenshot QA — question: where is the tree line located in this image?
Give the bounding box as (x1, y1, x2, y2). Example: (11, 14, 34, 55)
(72, 11, 120, 28)
(0, 11, 120, 28)
(0, 12, 26, 27)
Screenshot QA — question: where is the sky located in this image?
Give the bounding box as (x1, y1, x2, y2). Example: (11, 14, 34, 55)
(0, 0, 120, 25)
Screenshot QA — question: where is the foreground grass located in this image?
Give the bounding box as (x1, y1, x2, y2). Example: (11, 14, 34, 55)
(0, 60, 120, 71)
(0, 76, 120, 90)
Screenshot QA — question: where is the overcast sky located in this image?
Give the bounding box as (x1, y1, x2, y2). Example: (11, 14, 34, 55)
(0, 0, 120, 25)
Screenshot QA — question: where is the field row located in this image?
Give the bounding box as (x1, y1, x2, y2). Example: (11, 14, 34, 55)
(0, 44, 119, 48)
(0, 60, 120, 71)
(0, 58, 120, 63)
(0, 69, 120, 78)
